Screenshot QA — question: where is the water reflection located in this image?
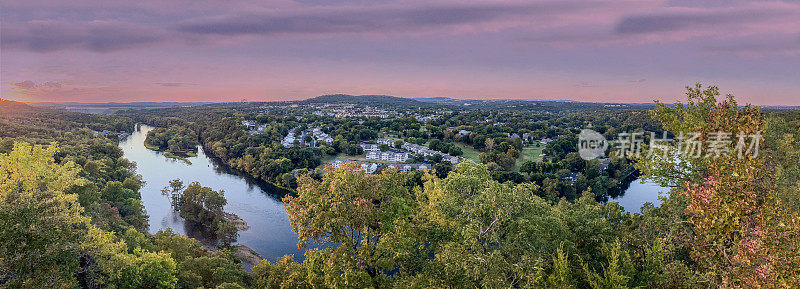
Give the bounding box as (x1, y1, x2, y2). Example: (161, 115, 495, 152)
(610, 179, 669, 214)
(119, 124, 305, 262)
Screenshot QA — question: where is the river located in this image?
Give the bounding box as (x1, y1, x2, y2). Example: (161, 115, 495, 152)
(119, 124, 305, 262)
(610, 179, 669, 213)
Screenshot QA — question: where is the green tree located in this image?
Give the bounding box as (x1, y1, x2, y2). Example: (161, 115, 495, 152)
(101, 249, 178, 289)
(0, 142, 92, 288)
(282, 163, 413, 288)
(163, 180, 241, 246)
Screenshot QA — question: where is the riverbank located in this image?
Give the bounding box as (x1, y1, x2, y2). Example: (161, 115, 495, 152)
(197, 138, 296, 195)
(194, 236, 264, 270)
(120, 124, 309, 264)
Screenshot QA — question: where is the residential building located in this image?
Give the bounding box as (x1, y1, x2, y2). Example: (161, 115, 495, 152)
(359, 143, 379, 152)
(377, 138, 395, 147)
(385, 163, 430, 172)
(366, 151, 410, 162)
(331, 159, 378, 174)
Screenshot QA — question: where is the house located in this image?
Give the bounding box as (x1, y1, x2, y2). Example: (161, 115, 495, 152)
(366, 151, 410, 162)
(366, 151, 380, 159)
(402, 142, 437, 156)
(308, 128, 334, 145)
(458, 130, 471, 137)
(385, 163, 430, 172)
(522, 133, 533, 143)
(248, 124, 267, 135)
(563, 172, 580, 185)
(377, 138, 395, 147)
(361, 162, 378, 174)
(401, 142, 459, 163)
(598, 158, 611, 172)
(332, 159, 378, 174)
(359, 143, 379, 152)
(284, 127, 333, 148)
(540, 138, 553, 145)
(281, 128, 298, 148)
(442, 155, 460, 164)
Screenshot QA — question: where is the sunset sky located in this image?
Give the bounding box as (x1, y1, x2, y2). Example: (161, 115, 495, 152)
(1, 0, 799, 105)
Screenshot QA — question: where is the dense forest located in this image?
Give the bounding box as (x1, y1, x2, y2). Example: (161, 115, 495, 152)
(2, 85, 799, 288)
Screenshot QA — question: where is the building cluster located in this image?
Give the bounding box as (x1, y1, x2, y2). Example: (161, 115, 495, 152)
(377, 138, 395, 146)
(385, 163, 430, 172)
(376, 138, 461, 164)
(401, 142, 460, 164)
(331, 137, 465, 174)
(414, 115, 438, 122)
(310, 105, 392, 119)
(281, 127, 333, 148)
(334, 108, 389, 118)
(331, 159, 431, 174)
(241, 120, 268, 135)
(281, 128, 298, 147)
(359, 142, 412, 162)
(366, 150, 411, 162)
(242, 120, 269, 135)
(331, 159, 379, 174)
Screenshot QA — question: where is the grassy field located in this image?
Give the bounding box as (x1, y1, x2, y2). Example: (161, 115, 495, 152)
(320, 153, 340, 164)
(513, 146, 544, 171)
(455, 143, 481, 164)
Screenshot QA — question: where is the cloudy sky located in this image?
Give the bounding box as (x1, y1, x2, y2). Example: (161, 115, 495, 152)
(1, 0, 799, 105)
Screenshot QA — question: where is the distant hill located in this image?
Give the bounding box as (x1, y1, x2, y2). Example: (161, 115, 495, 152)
(0, 99, 29, 109)
(302, 94, 426, 107)
(27, 101, 213, 115)
(412, 97, 461, 104)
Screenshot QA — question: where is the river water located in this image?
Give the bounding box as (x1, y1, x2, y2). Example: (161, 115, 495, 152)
(119, 124, 305, 262)
(610, 179, 669, 213)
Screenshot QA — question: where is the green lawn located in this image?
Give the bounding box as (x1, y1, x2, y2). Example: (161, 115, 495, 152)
(513, 146, 544, 171)
(320, 153, 341, 164)
(455, 143, 481, 164)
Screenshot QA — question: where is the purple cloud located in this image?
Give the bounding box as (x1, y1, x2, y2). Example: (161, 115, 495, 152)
(615, 2, 800, 35)
(155, 82, 198, 87)
(175, 2, 596, 36)
(1, 21, 168, 52)
(617, 10, 777, 34)
(12, 80, 62, 89)
(701, 34, 800, 56)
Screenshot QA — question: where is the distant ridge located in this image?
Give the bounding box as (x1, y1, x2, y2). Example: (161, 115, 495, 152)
(28, 101, 213, 107)
(302, 94, 425, 106)
(412, 97, 460, 104)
